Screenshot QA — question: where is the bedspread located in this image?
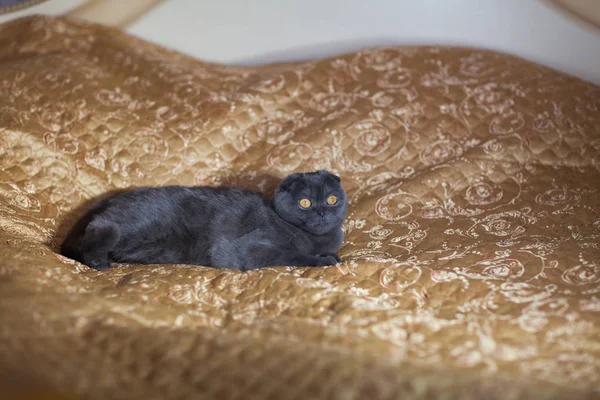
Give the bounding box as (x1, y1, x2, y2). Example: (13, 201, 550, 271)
(0, 16, 599, 400)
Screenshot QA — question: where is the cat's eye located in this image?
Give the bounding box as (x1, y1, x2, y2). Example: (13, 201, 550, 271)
(299, 198, 312, 209)
(327, 195, 338, 205)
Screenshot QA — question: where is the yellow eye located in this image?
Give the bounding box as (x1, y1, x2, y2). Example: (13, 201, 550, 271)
(327, 195, 338, 205)
(299, 198, 312, 209)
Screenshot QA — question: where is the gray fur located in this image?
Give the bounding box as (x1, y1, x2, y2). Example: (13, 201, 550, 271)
(60, 170, 347, 271)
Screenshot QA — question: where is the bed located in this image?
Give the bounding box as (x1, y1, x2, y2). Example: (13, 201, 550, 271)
(0, 16, 599, 400)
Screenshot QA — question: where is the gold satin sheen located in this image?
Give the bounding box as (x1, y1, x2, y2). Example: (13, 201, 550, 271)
(0, 16, 599, 400)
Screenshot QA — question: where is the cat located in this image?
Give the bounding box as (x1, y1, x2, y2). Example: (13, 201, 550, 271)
(60, 170, 347, 271)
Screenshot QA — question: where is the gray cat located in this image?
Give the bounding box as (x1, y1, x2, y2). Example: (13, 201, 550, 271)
(60, 170, 347, 271)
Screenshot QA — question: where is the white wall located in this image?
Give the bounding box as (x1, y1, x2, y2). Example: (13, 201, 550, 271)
(129, 0, 600, 84)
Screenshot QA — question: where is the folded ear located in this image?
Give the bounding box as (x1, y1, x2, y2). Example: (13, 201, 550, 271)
(317, 170, 341, 182)
(277, 172, 303, 193)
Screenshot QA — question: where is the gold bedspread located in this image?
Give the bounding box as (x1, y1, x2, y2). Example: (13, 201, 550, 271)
(0, 17, 599, 400)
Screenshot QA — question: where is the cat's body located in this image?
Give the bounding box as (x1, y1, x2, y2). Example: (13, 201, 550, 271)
(60, 171, 347, 271)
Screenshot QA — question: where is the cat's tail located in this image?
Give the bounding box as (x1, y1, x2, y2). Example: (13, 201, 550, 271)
(61, 219, 120, 270)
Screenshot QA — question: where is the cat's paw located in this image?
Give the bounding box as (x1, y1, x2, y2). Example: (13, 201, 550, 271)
(83, 255, 111, 271)
(315, 253, 341, 266)
(319, 252, 341, 262)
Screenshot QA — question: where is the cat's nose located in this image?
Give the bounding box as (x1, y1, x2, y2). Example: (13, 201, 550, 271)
(318, 212, 326, 221)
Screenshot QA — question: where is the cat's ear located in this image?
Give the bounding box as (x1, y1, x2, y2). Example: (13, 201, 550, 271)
(317, 170, 341, 183)
(277, 173, 303, 193)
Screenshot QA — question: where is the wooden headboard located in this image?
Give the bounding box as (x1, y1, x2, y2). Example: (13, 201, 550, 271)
(0, 0, 163, 27)
(547, 0, 600, 30)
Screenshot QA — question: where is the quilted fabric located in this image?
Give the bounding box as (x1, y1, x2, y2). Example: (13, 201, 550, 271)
(1, 16, 599, 400)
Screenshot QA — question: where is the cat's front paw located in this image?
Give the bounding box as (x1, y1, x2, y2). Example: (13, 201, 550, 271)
(315, 252, 341, 266)
(319, 252, 341, 262)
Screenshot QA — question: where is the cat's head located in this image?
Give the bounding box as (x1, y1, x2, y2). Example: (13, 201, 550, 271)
(273, 170, 347, 235)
